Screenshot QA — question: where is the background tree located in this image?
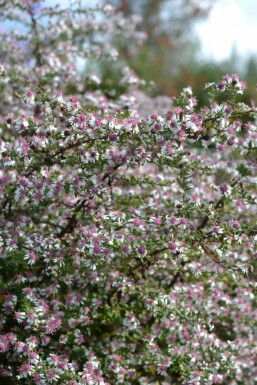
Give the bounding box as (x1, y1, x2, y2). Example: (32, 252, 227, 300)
(105, 0, 214, 95)
(103, 0, 257, 109)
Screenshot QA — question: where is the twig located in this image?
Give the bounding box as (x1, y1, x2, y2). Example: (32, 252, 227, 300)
(197, 179, 239, 230)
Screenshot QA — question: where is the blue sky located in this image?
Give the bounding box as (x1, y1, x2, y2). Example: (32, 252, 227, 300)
(194, 0, 257, 61)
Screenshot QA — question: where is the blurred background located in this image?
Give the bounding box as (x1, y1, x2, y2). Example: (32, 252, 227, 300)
(98, 0, 257, 106)
(45, 0, 257, 107)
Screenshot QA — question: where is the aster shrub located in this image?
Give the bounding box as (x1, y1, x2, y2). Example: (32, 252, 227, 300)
(1, 1, 257, 385)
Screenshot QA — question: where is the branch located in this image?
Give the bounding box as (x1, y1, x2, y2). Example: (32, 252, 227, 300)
(203, 109, 256, 124)
(169, 260, 186, 287)
(24, 136, 108, 178)
(197, 179, 239, 231)
(57, 163, 123, 239)
(28, 5, 43, 68)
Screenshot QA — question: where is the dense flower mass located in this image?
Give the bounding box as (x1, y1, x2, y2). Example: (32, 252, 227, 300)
(1, 1, 257, 385)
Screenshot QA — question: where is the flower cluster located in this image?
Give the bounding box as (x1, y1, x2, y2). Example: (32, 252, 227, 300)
(1, 1, 257, 385)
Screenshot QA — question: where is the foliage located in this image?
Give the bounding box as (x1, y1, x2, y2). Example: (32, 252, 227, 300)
(1, 1, 257, 385)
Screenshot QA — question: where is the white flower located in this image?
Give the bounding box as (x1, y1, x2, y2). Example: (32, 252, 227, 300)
(0, 140, 7, 153)
(183, 87, 193, 95)
(2, 157, 15, 167)
(204, 82, 215, 89)
(46, 125, 58, 133)
(88, 73, 101, 85)
(0, 64, 6, 76)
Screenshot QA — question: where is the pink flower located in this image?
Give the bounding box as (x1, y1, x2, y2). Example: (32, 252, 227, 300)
(33, 374, 43, 383)
(138, 246, 146, 255)
(180, 217, 188, 225)
(132, 218, 141, 227)
(19, 363, 33, 377)
(168, 242, 177, 251)
(230, 219, 240, 229)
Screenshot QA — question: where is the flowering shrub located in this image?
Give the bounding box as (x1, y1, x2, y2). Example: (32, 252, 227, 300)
(1, 1, 257, 385)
